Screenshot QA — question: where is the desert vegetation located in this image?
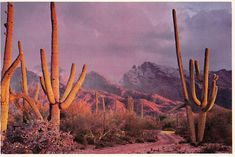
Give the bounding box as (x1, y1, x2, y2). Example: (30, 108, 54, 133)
(0, 2, 232, 154)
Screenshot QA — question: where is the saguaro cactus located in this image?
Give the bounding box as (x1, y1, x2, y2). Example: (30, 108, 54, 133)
(1, 3, 23, 132)
(189, 49, 219, 143)
(39, 2, 87, 127)
(141, 103, 144, 119)
(18, 41, 33, 122)
(127, 96, 134, 113)
(172, 9, 196, 144)
(95, 91, 99, 113)
(172, 9, 218, 145)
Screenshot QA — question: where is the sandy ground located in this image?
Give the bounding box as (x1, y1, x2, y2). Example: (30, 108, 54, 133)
(74, 131, 204, 154)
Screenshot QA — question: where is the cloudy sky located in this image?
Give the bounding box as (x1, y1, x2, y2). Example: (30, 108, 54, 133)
(1, 2, 231, 83)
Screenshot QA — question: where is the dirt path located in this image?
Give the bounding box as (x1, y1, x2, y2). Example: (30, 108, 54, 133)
(75, 131, 201, 154)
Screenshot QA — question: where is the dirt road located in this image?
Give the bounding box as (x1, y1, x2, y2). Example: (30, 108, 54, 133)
(75, 131, 201, 154)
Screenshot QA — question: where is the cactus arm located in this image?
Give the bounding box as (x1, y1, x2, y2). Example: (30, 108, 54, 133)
(194, 60, 203, 81)
(201, 48, 209, 108)
(18, 41, 28, 95)
(203, 74, 219, 112)
(60, 64, 87, 110)
(50, 2, 60, 101)
(60, 63, 76, 102)
(2, 2, 14, 76)
(189, 59, 201, 106)
(40, 49, 55, 104)
(1, 53, 22, 85)
(39, 76, 47, 95)
(10, 91, 43, 120)
(34, 83, 40, 101)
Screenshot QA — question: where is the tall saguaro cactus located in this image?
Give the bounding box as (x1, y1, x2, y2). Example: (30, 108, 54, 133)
(189, 49, 219, 143)
(172, 9, 219, 145)
(39, 2, 87, 127)
(1, 3, 23, 132)
(172, 9, 196, 144)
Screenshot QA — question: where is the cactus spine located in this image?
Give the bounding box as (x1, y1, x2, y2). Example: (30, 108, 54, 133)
(40, 2, 87, 127)
(1, 3, 23, 132)
(189, 49, 219, 143)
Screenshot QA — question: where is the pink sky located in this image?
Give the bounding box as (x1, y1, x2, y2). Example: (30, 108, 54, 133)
(1, 2, 231, 83)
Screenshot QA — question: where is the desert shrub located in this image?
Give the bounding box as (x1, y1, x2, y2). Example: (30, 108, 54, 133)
(175, 109, 232, 145)
(204, 110, 232, 145)
(61, 103, 160, 148)
(2, 121, 80, 154)
(200, 143, 232, 153)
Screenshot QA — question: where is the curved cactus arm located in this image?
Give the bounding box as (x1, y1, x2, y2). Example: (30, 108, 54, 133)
(201, 48, 209, 108)
(60, 64, 87, 110)
(10, 91, 43, 120)
(189, 59, 201, 106)
(34, 83, 40, 101)
(40, 49, 55, 104)
(203, 74, 219, 112)
(194, 60, 203, 82)
(1, 52, 22, 85)
(60, 63, 76, 102)
(167, 103, 186, 114)
(39, 76, 47, 94)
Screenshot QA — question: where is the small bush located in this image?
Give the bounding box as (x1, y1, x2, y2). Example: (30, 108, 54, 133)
(2, 121, 80, 154)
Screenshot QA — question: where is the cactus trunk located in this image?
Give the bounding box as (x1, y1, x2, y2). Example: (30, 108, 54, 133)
(197, 112, 207, 143)
(48, 104, 60, 127)
(172, 9, 196, 144)
(51, 2, 60, 102)
(1, 3, 14, 133)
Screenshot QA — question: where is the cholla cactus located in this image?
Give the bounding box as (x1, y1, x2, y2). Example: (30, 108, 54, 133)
(39, 2, 87, 127)
(172, 9, 219, 145)
(189, 49, 219, 143)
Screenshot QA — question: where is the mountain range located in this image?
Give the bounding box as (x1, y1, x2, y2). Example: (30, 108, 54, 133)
(10, 61, 231, 117)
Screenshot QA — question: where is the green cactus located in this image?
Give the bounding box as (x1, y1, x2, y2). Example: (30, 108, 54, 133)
(95, 91, 99, 113)
(172, 9, 219, 145)
(172, 9, 196, 144)
(39, 2, 87, 127)
(141, 103, 144, 119)
(189, 49, 219, 143)
(127, 96, 134, 113)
